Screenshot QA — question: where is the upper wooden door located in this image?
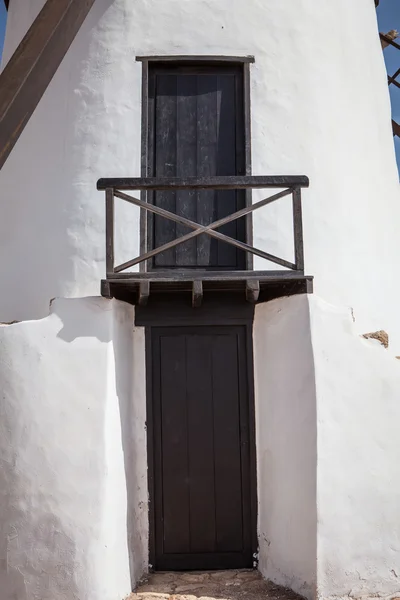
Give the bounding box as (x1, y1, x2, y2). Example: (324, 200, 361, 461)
(150, 325, 255, 571)
(147, 64, 246, 270)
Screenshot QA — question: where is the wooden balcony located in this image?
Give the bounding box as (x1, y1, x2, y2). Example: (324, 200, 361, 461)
(97, 175, 313, 306)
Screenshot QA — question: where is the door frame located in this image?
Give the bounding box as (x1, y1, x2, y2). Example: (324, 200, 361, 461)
(136, 56, 254, 272)
(135, 296, 258, 570)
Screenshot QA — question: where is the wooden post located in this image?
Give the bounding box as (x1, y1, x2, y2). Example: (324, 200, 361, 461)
(293, 187, 304, 273)
(105, 188, 115, 275)
(192, 280, 203, 307)
(0, 0, 96, 170)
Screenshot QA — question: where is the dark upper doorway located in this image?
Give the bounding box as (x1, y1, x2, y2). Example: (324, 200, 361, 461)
(149, 323, 255, 571)
(147, 63, 247, 270)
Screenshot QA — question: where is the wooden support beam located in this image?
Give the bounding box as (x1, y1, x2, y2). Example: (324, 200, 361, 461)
(107, 269, 308, 282)
(138, 280, 150, 306)
(393, 119, 400, 138)
(246, 280, 260, 303)
(0, 0, 96, 170)
(192, 280, 203, 308)
(101, 280, 112, 299)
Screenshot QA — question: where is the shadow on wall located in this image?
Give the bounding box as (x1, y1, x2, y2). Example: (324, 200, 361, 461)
(254, 295, 317, 600)
(55, 297, 147, 587)
(0, 297, 113, 600)
(0, 355, 82, 600)
(112, 301, 148, 587)
(0, 297, 145, 598)
(55, 297, 113, 343)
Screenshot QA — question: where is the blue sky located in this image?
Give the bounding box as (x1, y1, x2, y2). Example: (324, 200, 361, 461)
(0, 3, 399, 166)
(0, 3, 6, 59)
(377, 1, 400, 169)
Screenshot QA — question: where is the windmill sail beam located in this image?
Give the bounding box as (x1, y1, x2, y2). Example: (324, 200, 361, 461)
(0, 0, 96, 170)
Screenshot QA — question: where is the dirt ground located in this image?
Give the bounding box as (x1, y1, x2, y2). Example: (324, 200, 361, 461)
(126, 570, 304, 600)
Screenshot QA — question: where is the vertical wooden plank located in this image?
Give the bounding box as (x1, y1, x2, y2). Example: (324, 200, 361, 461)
(105, 187, 114, 274)
(154, 74, 177, 267)
(140, 60, 149, 271)
(197, 73, 218, 266)
(186, 334, 217, 552)
(293, 187, 304, 272)
(146, 70, 156, 266)
(159, 334, 190, 554)
(212, 332, 244, 552)
(236, 326, 254, 558)
(243, 62, 253, 270)
(215, 74, 241, 268)
(176, 74, 198, 266)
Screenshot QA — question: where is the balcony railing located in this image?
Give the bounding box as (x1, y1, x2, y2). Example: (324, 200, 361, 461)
(97, 175, 312, 304)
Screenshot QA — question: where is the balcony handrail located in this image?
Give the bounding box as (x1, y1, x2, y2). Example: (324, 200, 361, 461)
(97, 175, 310, 191)
(97, 175, 308, 278)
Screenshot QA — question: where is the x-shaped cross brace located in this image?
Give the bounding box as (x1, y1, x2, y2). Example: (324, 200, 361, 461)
(112, 187, 296, 273)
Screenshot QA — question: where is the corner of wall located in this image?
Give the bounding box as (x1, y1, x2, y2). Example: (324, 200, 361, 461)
(254, 294, 317, 600)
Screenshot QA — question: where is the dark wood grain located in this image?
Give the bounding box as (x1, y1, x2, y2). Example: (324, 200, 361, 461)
(138, 280, 150, 306)
(150, 325, 255, 570)
(192, 280, 203, 307)
(107, 269, 308, 281)
(97, 174, 310, 191)
(147, 65, 246, 269)
(246, 280, 260, 303)
(153, 73, 177, 266)
(111, 187, 294, 272)
(293, 187, 304, 272)
(105, 188, 114, 274)
(136, 55, 255, 63)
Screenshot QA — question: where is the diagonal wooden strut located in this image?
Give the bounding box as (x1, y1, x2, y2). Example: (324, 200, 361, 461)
(0, 0, 96, 170)
(112, 188, 295, 272)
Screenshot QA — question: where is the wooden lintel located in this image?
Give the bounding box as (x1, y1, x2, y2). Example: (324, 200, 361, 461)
(0, 0, 96, 170)
(246, 280, 260, 303)
(192, 280, 203, 308)
(138, 280, 150, 306)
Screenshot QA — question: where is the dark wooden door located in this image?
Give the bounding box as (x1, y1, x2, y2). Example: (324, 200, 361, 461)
(150, 325, 255, 570)
(148, 64, 246, 270)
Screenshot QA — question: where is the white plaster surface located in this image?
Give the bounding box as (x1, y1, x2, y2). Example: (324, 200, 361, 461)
(254, 294, 400, 600)
(309, 295, 400, 600)
(254, 296, 317, 600)
(1, 0, 400, 597)
(0, 297, 147, 600)
(1, 0, 400, 352)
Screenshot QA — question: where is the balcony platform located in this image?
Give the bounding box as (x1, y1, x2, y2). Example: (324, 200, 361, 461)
(97, 175, 312, 307)
(101, 270, 313, 306)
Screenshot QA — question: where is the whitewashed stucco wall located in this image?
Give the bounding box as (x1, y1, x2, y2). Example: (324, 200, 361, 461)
(0, 298, 147, 600)
(254, 297, 317, 600)
(1, 0, 400, 352)
(310, 295, 400, 600)
(254, 294, 400, 600)
(1, 1, 400, 598)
